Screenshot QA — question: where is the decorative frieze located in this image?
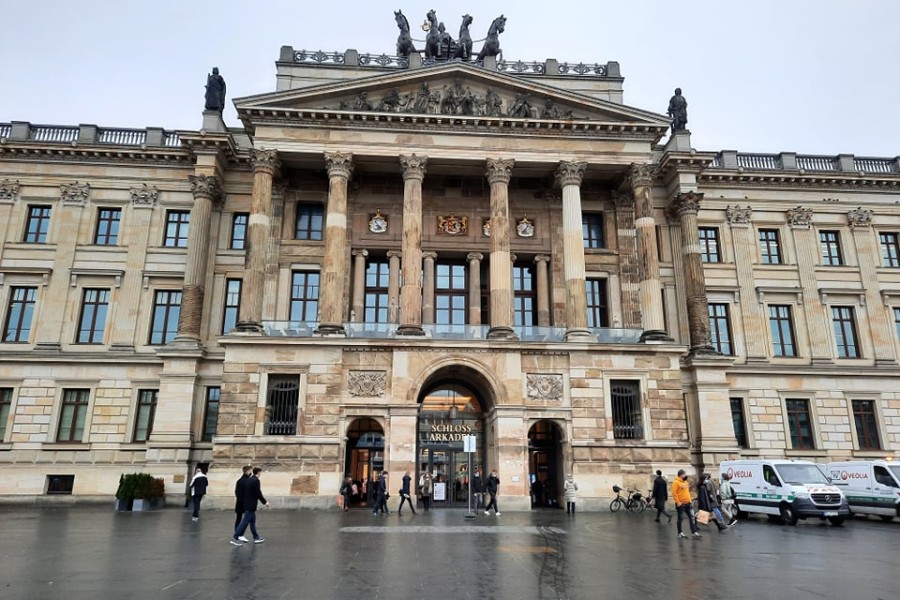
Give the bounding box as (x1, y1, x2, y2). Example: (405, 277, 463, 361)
(0, 178, 20, 202)
(130, 183, 160, 207)
(347, 370, 386, 397)
(847, 206, 873, 228)
(526, 374, 564, 401)
(725, 204, 752, 224)
(60, 181, 90, 205)
(786, 206, 813, 228)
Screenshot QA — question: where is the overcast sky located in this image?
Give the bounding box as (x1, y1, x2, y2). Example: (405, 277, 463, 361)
(2, 1, 898, 156)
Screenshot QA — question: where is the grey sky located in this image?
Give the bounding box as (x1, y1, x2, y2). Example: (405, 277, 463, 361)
(2, 1, 898, 157)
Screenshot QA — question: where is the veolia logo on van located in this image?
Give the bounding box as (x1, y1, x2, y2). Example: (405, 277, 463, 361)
(727, 468, 752, 479)
(840, 471, 867, 480)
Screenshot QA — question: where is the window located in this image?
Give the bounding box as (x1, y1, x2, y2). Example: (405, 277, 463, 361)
(46, 475, 75, 495)
(265, 375, 299, 435)
(94, 208, 121, 245)
(149, 290, 181, 345)
(133, 389, 158, 443)
(586, 278, 609, 328)
(364, 260, 390, 323)
(832, 306, 860, 358)
(230, 213, 248, 250)
(582, 213, 604, 249)
(163, 210, 190, 247)
(769, 305, 797, 357)
(202, 387, 220, 442)
(610, 380, 642, 440)
(763, 465, 781, 487)
(786, 398, 814, 449)
(874, 466, 897, 487)
(699, 227, 720, 263)
(513, 264, 536, 328)
(295, 203, 324, 241)
(0, 388, 12, 441)
(852, 400, 881, 450)
(3, 287, 36, 343)
(435, 263, 467, 325)
(24, 205, 51, 243)
(880, 232, 900, 267)
(708, 303, 733, 355)
(290, 271, 319, 323)
(894, 307, 900, 344)
(730, 397, 748, 448)
(222, 279, 242, 334)
(76, 288, 110, 344)
(820, 230, 843, 266)
(759, 229, 782, 264)
(57, 389, 89, 442)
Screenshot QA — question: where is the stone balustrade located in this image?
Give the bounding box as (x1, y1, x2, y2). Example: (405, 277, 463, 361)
(712, 150, 900, 174)
(0, 122, 180, 148)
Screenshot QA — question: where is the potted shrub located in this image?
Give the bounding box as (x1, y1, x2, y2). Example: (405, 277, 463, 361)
(116, 473, 167, 511)
(114, 474, 135, 511)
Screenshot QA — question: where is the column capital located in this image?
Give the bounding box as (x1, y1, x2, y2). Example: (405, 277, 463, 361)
(387, 249, 403, 259)
(325, 151, 354, 180)
(555, 161, 587, 187)
(467, 252, 484, 262)
(400, 153, 428, 181)
(625, 163, 657, 190)
(188, 174, 223, 202)
(668, 190, 704, 219)
(251, 148, 280, 176)
(612, 190, 634, 210)
(534, 254, 550, 264)
(486, 158, 515, 185)
(352, 248, 369, 258)
(422, 251, 438, 260)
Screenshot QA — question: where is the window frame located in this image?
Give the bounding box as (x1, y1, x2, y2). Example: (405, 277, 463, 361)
(435, 262, 467, 326)
(769, 304, 797, 357)
(230, 212, 248, 250)
(609, 379, 643, 440)
(758, 228, 782, 265)
(57, 389, 90, 443)
(3, 286, 37, 343)
(708, 302, 733, 355)
(513, 263, 536, 328)
(851, 399, 881, 451)
(831, 305, 860, 358)
(0, 387, 13, 442)
(698, 227, 721, 263)
(202, 386, 220, 443)
(582, 212, 605, 249)
(264, 375, 300, 436)
(24, 205, 52, 243)
(94, 207, 121, 246)
(880, 232, 900, 267)
(785, 398, 815, 450)
(364, 259, 390, 324)
(132, 389, 158, 443)
(819, 230, 843, 266)
(294, 203, 324, 241)
(149, 289, 182, 345)
(289, 270, 320, 323)
(221, 279, 242, 334)
(163, 210, 191, 248)
(76, 288, 111, 344)
(586, 278, 609, 328)
(729, 397, 749, 448)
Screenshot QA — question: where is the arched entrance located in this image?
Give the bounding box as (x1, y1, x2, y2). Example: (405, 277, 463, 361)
(528, 420, 564, 509)
(344, 418, 384, 508)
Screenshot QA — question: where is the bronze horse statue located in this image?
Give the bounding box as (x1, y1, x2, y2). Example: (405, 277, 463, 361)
(476, 14, 506, 61)
(394, 10, 416, 57)
(455, 14, 473, 60)
(424, 9, 441, 59)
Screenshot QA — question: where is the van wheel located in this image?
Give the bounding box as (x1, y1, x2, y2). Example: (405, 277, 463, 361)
(827, 517, 844, 526)
(779, 504, 799, 526)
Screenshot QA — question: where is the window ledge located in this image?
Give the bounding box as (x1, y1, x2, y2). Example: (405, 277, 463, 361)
(852, 450, 890, 458)
(41, 443, 90, 450)
(785, 449, 829, 457)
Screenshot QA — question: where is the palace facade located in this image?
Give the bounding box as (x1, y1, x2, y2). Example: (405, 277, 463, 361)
(1, 43, 898, 509)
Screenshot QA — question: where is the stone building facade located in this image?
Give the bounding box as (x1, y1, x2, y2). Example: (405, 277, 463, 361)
(0, 44, 898, 509)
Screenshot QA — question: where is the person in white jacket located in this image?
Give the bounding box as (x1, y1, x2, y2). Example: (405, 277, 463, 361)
(563, 474, 579, 514)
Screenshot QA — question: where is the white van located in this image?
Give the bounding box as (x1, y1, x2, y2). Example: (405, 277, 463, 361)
(826, 460, 900, 521)
(720, 459, 849, 526)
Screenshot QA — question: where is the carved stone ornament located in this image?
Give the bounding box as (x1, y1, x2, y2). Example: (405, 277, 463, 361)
(325, 151, 353, 180)
(847, 206, 873, 228)
(555, 161, 587, 188)
(399, 153, 428, 180)
(526, 374, 564, 401)
(251, 148, 281, 175)
(0, 179, 20, 202)
(347, 370, 387, 397)
(725, 205, 752, 225)
(668, 191, 703, 219)
(60, 181, 90, 204)
(188, 175, 223, 201)
(437, 213, 468, 235)
(786, 206, 813, 228)
(482, 218, 491, 237)
(369, 209, 388, 233)
(625, 163, 657, 190)
(130, 183, 160, 207)
(516, 215, 535, 237)
(485, 158, 514, 184)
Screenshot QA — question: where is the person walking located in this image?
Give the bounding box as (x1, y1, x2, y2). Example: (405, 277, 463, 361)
(471, 468, 484, 509)
(339, 475, 353, 512)
(189, 466, 208, 522)
(699, 473, 728, 532)
(673, 469, 700, 539)
(563, 474, 579, 514)
(651, 470, 673, 523)
(233, 465, 252, 531)
(719, 472, 737, 525)
(372, 471, 389, 515)
(420, 472, 433, 512)
(484, 469, 501, 516)
(398, 471, 417, 515)
(231, 467, 269, 546)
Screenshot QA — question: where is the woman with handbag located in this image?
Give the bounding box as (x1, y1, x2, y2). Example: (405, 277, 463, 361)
(698, 473, 728, 532)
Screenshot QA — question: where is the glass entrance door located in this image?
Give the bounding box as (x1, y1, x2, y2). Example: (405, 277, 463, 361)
(418, 446, 480, 507)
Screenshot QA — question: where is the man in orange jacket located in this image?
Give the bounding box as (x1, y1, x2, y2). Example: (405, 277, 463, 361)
(673, 469, 701, 539)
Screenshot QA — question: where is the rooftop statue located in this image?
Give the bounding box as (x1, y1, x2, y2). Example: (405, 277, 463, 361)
(394, 10, 417, 58)
(423, 9, 441, 59)
(476, 15, 506, 61)
(667, 87, 688, 134)
(204, 67, 226, 113)
(456, 15, 473, 60)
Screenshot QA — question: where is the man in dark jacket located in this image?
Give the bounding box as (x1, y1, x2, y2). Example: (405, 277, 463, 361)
(398, 471, 416, 515)
(471, 469, 484, 509)
(372, 471, 389, 515)
(484, 470, 500, 516)
(652, 470, 672, 523)
(232, 467, 269, 545)
(233, 465, 252, 530)
(189, 466, 208, 522)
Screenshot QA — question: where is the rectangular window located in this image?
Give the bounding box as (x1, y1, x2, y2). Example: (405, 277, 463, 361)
(586, 278, 609, 328)
(582, 213, 604, 249)
(295, 203, 324, 241)
(730, 397, 748, 448)
(57, 389, 89, 442)
(513, 264, 536, 328)
(149, 290, 182, 345)
(880, 232, 900, 267)
(3, 287, 37, 343)
(786, 398, 814, 450)
(698, 227, 720, 263)
(265, 375, 299, 435)
(610, 380, 642, 440)
(163, 210, 190, 248)
(435, 263, 467, 325)
(230, 213, 248, 250)
(0, 388, 12, 441)
(94, 208, 121, 245)
(222, 279, 242, 334)
(24, 205, 52, 243)
(852, 400, 881, 451)
(769, 304, 797, 357)
(894, 307, 900, 344)
(759, 229, 782, 264)
(290, 271, 319, 323)
(708, 303, 733, 355)
(133, 389, 158, 443)
(832, 306, 860, 358)
(820, 230, 843, 266)
(202, 387, 220, 443)
(364, 260, 390, 323)
(76, 288, 110, 344)
(46, 475, 75, 495)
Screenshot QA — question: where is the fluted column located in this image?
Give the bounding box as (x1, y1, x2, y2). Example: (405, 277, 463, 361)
(467, 252, 483, 325)
(486, 158, 517, 340)
(315, 152, 353, 335)
(668, 192, 714, 354)
(556, 161, 594, 342)
(387, 250, 402, 323)
(397, 154, 427, 336)
(421, 252, 436, 325)
(237, 149, 279, 332)
(351, 249, 368, 322)
(627, 163, 670, 342)
(534, 254, 551, 327)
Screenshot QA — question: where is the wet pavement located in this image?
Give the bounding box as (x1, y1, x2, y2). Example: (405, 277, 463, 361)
(0, 504, 896, 600)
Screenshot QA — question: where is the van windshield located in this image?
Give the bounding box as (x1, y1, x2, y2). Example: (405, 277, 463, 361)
(890, 465, 900, 483)
(776, 464, 831, 485)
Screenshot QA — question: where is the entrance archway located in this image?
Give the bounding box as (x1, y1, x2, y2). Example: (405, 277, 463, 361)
(528, 420, 564, 509)
(344, 418, 384, 508)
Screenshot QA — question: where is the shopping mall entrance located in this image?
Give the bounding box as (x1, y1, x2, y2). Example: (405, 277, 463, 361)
(344, 418, 384, 508)
(528, 420, 564, 509)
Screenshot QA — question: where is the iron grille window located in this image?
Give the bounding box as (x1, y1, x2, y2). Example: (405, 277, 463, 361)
(832, 306, 860, 358)
(820, 230, 843, 266)
(435, 263, 467, 325)
(730, 397, 748, 448)
(76, 288, 110, 344)
(3, 286, 36, 343)
(769, 305, 797, 357)
(163, 210, 191, 247)
(582, 213, 604, 249)
(0, 388, 12, 441)
(231, 213, 248, 250)
(586, 278, 609, 328)
(364, 260, 390, 323)
(290, 271, 319, 323)
(295, 203, 324, 240)
(610, 380, 642, 440)
(786, 398, 814, 449)
(852, 400, 881, 451)
(265, 375, 299, 435)
(222, 279, 242, 334)
(57, 389, 89, 442)
(708, 303, 733, 355)
(880, 232, 900, 267)
(133, 389, 158, 443)
(513, 264, 536, 327)
(94, 208, 121, 245)
(203, 387, 220, 442)
(759, 229, 782, 264)
(149, 290, 182, 345)
(699, 227, 720, 263)
(24, 205, 51, 243)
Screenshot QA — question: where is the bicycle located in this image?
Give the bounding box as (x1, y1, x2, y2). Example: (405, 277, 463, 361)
(609, 485, 648, 512)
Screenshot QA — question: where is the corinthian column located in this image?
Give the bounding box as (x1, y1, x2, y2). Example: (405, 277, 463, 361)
(316, 152, 353, 335)
(422, 251, 437, 325)
(467, 252, 484, 325)
(351, 249, 368, 322)
(534, 254, 551, 327)
(397, 154, 427, 336)
(387, 250, 401, 323)
(237, 149, 279, 332)
(626, 163, 670, 342)
(486, 158, 517, 340)
(556, 161, 594, 341)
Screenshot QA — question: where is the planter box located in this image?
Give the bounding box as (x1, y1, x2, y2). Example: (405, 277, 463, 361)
(115, 498, 133, 511)
(130, 497, 166, 512)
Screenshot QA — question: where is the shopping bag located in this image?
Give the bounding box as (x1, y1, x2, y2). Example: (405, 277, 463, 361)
(695, 509, 711, 525)
(337, 494, 345, 508)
